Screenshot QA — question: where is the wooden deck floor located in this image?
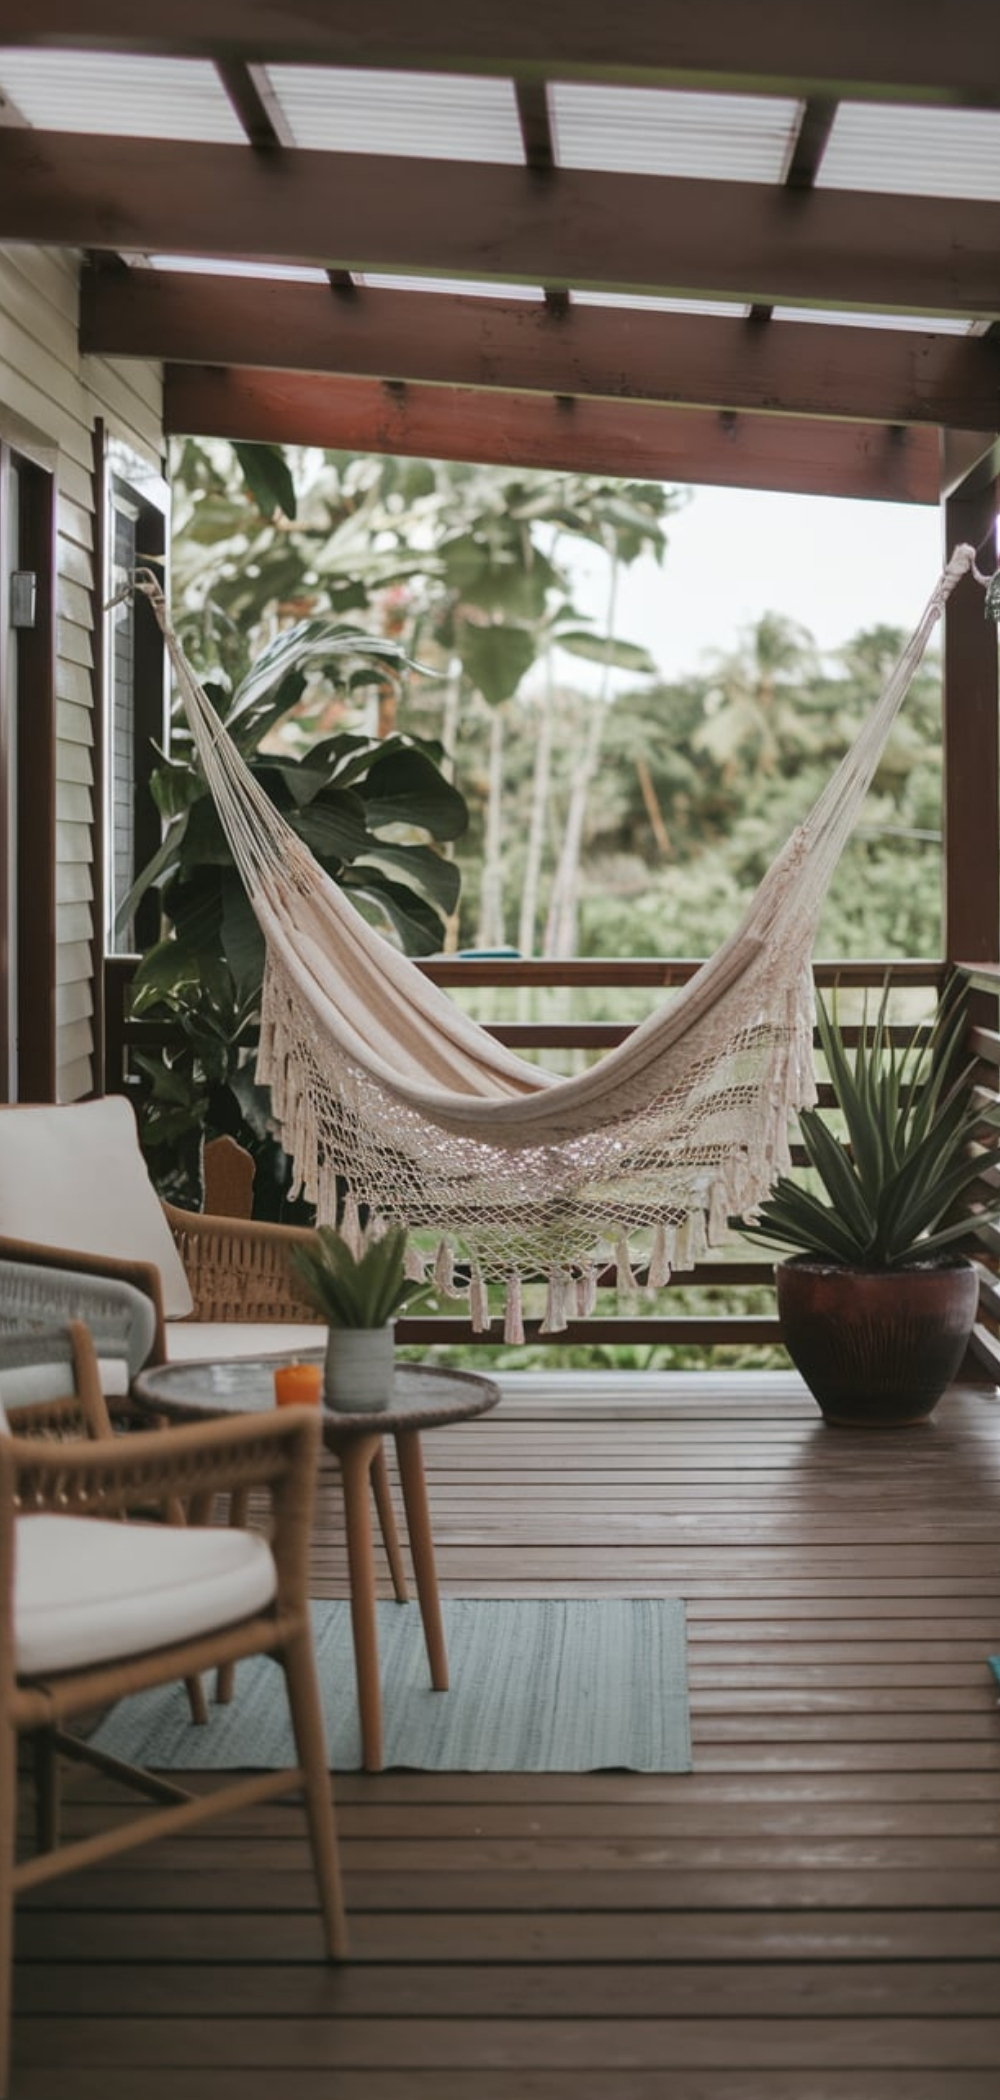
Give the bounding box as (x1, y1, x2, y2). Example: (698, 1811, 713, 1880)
(13, 1370, 1000, 2099)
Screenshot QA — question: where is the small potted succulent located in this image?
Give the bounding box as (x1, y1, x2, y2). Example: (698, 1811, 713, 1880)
(291, 1224, 427, 1410)
(740, 979, 1000, 1425)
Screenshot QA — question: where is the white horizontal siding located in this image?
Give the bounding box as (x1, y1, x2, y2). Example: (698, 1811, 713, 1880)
(0, 243, 163, 1100)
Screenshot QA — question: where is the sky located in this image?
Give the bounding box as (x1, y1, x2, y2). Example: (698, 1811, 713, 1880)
(558, 485, 945, 686)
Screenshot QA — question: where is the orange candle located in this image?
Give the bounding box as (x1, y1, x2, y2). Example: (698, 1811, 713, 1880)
(274, 1361, 322, 1408)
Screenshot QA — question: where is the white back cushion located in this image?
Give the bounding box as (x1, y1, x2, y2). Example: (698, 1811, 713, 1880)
(0, 1098, 193, 1319)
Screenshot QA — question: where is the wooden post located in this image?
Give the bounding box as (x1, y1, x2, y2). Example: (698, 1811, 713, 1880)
(943, 474, 1000, 971)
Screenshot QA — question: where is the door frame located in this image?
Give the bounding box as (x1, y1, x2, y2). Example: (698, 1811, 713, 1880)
(0, 434, 58, 1101)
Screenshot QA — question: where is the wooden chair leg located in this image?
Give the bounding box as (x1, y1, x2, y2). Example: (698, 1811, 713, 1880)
(215, 1485, 251, 1706)
(32, 1729, 59, 1853)
(0, 1718, 17, 2100)
(280, 1632, 348, 1960)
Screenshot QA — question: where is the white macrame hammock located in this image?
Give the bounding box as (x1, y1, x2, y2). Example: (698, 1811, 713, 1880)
(139, 545, 985, 1339)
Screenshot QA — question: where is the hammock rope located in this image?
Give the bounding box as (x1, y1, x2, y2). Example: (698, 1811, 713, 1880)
(138, 545, 984, 1337)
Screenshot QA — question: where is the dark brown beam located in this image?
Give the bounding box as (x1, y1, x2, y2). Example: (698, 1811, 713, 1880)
(746, 98, 838, 324)
(943, 474, 1000, 967)
(515, 82, 555, 171)
(214, 59, 292, 149)
(7, 132, 1000, 318)
(162, 365, 939, 503)
(82, 269, 1000, 429)
(6, 2, 1000, 107)
(785, 97, 838, 189)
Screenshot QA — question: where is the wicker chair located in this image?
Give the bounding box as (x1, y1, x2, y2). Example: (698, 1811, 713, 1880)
(0, 1360, 347, 2100)
(0, 1097, 321, 1369)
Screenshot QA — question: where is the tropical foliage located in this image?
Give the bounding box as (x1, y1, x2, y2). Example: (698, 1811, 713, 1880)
(125, 596, 467, 1210)
(739, 981, 1000, 1267)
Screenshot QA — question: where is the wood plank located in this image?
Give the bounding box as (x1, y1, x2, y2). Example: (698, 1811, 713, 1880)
(14, 2011, 1000, 2069)
(80, 272, 1000, 430)
(4, 2, 1000, 112)
(13, 1371, 1000, 2091)
(5, 136, 1000, 319)
(162, 367, 939, 505)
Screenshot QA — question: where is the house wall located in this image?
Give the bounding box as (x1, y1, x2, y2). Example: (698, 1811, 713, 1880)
(0, 243, 164, 1100)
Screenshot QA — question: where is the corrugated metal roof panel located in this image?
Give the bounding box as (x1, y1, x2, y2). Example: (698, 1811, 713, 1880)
(266, 65, 524, 163)
(819, 102, 1000, 201)
(550, 84, 800, 180)
(573, 290, 747, 316)
(0, 49, 245, 142)
(145, 256, 329, 282)
(359, 274, 542, 299)
(772, 306, 975, 333)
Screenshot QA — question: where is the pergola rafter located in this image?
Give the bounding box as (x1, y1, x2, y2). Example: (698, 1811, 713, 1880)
(3, 134, 1000, 320)
(3, 0, 999, 109)
(162, 365, 940, 503)
(81, 273, 1000, 434)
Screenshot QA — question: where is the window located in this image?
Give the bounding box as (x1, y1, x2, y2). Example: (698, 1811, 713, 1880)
(101, 439, 169, 955)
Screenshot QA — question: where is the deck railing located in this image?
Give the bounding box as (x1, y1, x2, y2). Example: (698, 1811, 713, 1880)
(103, 954, 1000, 1371)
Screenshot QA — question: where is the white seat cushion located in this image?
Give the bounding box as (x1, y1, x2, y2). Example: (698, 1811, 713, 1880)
(166, 1321, 323, 1363)
(0, 1098, 194, 1320)
(15, 1513, 277, 1676)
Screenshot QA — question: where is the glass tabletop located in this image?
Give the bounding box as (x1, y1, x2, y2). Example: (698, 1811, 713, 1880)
(133, 1353, 501, 1431)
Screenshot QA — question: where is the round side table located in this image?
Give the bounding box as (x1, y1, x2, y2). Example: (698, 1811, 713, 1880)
(133, 1356, 500, 1770)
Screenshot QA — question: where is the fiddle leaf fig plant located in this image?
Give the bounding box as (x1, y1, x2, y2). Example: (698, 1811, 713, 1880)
(124, 617, 468, 1215)
(291, 1226, 429, 1328)
(740, 980, 1000, 1268)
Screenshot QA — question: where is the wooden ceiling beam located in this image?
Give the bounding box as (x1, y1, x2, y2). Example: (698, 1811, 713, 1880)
(5, 2, 1000, 109)
(162, 365, 940, 504)
(81, 270, 1000, 431)
(6, 133, 1000, 318)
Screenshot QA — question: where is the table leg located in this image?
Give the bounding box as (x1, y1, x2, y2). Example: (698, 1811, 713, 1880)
(394, 1431, 448, 1692)
(337, 1433, 385, 1772)
(370, 1444, 408, 1602)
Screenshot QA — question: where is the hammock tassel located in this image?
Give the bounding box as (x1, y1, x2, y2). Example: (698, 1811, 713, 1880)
(709, 1178, 730, 1244)
(648, 1221, 673, 1290)
(434, 1241, 456, 1295)
(469, 1270, 491, 1332)
(541, 1269, 569, 1333)
(340, 1194, 363, 1259)
(504, 1272, 525, 1345)
(576, 1267, 599, 1317)
(615, 1236, 636, 1294)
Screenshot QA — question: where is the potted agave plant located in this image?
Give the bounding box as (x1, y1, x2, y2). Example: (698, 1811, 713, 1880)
(740, 980, 1000, 1425)
(291, 1224, 427, 1411)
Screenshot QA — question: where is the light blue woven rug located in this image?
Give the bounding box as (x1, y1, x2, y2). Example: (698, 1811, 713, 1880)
(89, 1597, 691, 1773)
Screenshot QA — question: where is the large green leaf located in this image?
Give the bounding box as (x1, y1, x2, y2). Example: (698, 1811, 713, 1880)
(219, 876, 266, 995)
(224, 620, 415, 744)
(458, 621, 537, 707)
(441, 531, 559, 619)
(175, 795, 233, 868)
(343, 874, 444, 954)
(353, 841, 460, 915)
(232, 442, 298, 522)
(115, 811, 189, 934)
(557, 631, 659, 674)
(290, 797, 372, 864)
(362, 747, 468, 841)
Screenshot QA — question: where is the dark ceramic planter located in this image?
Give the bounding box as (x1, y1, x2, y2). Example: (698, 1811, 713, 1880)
(776, 1255, 979, 1427)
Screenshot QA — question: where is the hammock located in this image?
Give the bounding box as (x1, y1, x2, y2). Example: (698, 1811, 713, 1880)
(138, 545, 985, 1338)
